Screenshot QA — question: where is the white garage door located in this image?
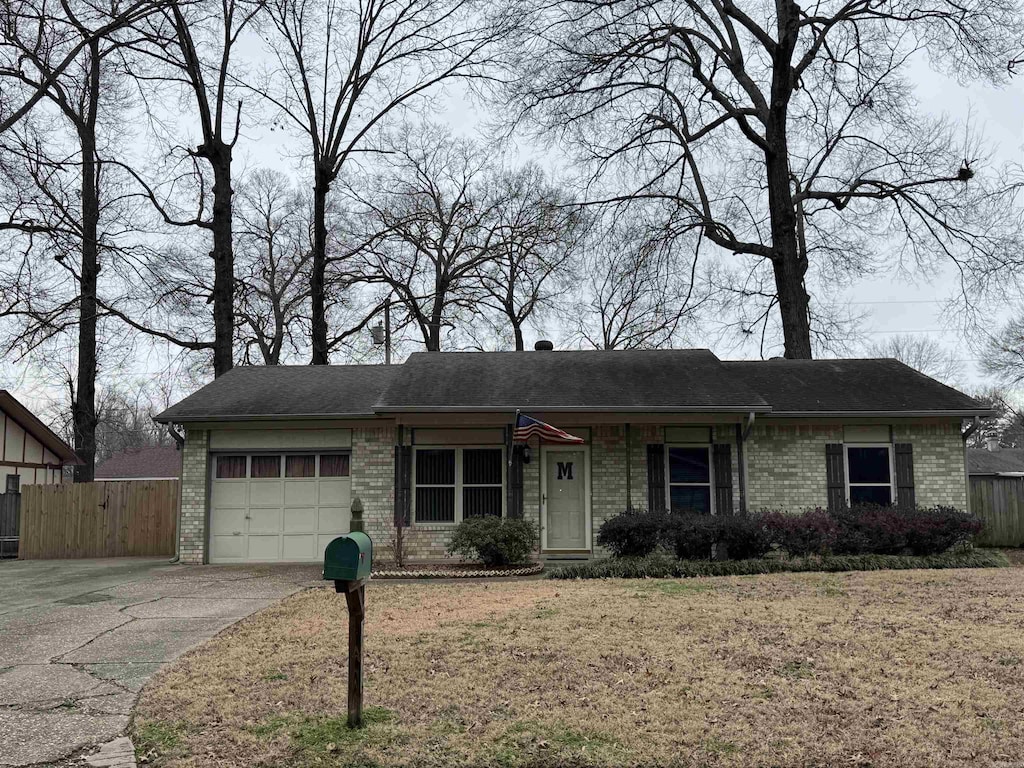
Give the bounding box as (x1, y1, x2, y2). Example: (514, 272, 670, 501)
(210, 452, 351, 563)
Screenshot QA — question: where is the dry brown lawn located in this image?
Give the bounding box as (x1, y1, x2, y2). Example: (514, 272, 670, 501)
(135, 567, 1024, 768)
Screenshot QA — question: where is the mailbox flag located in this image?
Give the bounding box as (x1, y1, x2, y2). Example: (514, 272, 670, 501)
(513, 413, 585, 444)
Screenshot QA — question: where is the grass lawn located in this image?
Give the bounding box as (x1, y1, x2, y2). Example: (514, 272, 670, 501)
(135, 565, 1024, 767)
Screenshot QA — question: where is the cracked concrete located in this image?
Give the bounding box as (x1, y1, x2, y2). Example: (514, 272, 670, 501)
(0, 558, 320, 767)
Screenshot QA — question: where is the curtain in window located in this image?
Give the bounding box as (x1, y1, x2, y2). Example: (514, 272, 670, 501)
(285, 455, 315, 478)
(415, 449, 456, 522)
(216, 456, 246, 479)
(250, 456, 281, 478)
(463, 449, 502, 518)
(320, 454, 350, 477)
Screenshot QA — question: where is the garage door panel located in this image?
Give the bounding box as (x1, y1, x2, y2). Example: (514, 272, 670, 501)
(317, 534, 341, 559)
(248, 481, 283, 506)
(282, 534, 316, 560)
(283, 506, 317, 532)
(211, 535, 245, 560)
(318, 479, 351, 506)
(211, 507, 247, 534)
(249, 507, 282, 534)
(318, 506, 348, 531)
(247, 535, 280, 560)
(212, 483, 248, 507)
(284, 481, 317, 506)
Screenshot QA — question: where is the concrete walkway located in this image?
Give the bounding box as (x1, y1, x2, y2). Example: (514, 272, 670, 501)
(0, 558, 320, 767)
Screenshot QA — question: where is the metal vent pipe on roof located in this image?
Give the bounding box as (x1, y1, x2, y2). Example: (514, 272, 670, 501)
(534, 340, 554, 351)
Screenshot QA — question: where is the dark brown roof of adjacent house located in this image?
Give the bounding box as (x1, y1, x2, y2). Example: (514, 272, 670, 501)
(721, 358, 987, 416)
(968, 448, 1024, 475)
(0, 390, 81, 463)
(376, 349, 770, 412)
(155, 364, 402, 422)
(153, 351, 991, 422)
(95, 446, 182, 479)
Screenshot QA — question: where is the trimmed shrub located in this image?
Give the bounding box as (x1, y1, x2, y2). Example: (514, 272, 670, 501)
(716, 515, 774, 560)
(664, 514, 718, 560)
(546, 549, 1010, 580)
(596, 509, 666, 557)
(760, 508, 839, 557)
(902, 505, 983, 555)
(447, 517, 537, 567)
(831, 503, 983, 556)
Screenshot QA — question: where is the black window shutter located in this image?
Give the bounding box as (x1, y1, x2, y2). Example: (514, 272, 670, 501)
(712, 443, 734, 515)
(394, 445, 411, 526)
(508, 445, 525, 519)
(647, 444, 665, 512)
(825, 444, 845, 511)
(894, 443, 915, 507)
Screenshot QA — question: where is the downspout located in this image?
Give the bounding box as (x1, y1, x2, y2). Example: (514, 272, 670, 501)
(165, 423, 185, 564)
(625, 423, 632, 511)
(961, 416, 981, 515)
(739, 412, 756, 514)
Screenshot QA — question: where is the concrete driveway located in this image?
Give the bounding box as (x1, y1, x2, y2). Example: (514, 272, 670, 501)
(0, 558, 320, 767)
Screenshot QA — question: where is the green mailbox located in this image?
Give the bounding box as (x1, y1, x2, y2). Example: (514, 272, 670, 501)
(323, 532, 373, 583)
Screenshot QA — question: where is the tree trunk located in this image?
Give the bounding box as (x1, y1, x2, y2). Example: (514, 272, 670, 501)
(765, 0, 812, 359)
(512, 321, 524, 351)
(208, 144, 235, 376)
(310, 166, 331, 364)
(73, 42, 100, 483)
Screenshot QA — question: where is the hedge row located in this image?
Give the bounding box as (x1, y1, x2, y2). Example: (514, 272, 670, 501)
(596, 504, 984, 560)
(546, 549, 1010, 580)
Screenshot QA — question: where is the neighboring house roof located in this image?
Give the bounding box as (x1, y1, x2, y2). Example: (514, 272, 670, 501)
(968, 448, 1024, 476)
(155, 364, 402, 422)
(154, 350, 992, 423)
(0, 390, 81, 463)
(377, 349, 769, 412)
(95, 446, 182, 480)
(721, 358, 986, 416)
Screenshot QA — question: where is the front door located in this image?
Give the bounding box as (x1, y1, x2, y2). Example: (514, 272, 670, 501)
(544, 449, 587, 549)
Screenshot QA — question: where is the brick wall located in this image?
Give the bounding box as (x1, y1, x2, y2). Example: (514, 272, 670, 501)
(178, 428, 209, 564)
(745, 421, 967, 511)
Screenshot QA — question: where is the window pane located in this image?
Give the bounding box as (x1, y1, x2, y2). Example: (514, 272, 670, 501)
(668, 448, 710, 484)
(216, 456, 246, 479)
(415, 487, 455, 522)
(464, 487, 502, 518)
(850, 485, 892, 506)
(464, 449, 502, 485)
(847, 447, 890, 484)
(670, 486, 711, 514)
(320, 454, 350, 477)
(251, 456, 281, 479)
(416, 449, 455, 485)
(285, 455, 315, 478)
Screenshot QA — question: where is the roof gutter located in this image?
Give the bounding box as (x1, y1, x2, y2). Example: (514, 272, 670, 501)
(372, 405, 773, 414)
(768, 409, 995, 419)
(152, 412, 376, 424)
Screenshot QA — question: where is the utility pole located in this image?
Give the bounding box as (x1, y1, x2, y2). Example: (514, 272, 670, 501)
(371, 296, 392, 365)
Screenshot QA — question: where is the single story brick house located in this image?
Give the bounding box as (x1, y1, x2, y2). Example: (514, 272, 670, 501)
(154, 349, 989, 565)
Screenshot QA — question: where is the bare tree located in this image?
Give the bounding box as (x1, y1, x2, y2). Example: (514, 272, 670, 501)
(570, 218, 710, 350)
(965, 386, 1024, 449)
(502, 0, 1024, 358)
(867, 334, 963, 386)
(983, 313, 1024, 386)
(109, 0, 263, 376)
(255, 0, 507, 363)
(234, 168, 311, 364)
(0, 0, 143, 480)
(474, 164, 583, 350)
(349, 129, 500, 351)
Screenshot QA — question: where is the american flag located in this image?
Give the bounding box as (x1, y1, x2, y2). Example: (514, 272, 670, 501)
(513, 412, 585, 444)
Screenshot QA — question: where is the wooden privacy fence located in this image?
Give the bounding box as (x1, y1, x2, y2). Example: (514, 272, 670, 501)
(0, 492, 19, 558)
(971, 476, 1024, 547)
(19, 480, 179, 559)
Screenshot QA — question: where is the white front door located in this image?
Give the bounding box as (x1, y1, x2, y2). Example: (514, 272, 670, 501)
(543, 448, 589, 550)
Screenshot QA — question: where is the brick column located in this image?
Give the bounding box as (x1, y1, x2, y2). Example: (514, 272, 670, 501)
(178, 428, 209, 564)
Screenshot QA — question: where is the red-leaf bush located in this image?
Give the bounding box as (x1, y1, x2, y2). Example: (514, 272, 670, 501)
(759, 508, 839, 557)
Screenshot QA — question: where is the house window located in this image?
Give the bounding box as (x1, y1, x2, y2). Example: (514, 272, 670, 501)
(5, 474, 20, 493)
(250, 455, 281, 479)
(846, 445, 893, 505)
(415, 449, 456, 522)
(320, 454, 350, 477)
(665, 446, 712, 514)
(285, 455, 316, 478)
(216, 456, 247, 479)
(413, 446, 504, 523)
(462, 449, 503, 518)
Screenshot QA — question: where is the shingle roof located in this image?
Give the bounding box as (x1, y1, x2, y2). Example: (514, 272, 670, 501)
(154, 352, 992, 422)
(95, 446, 182, 479)
(968, 448, 1024, 475)
(154, 365, 402, 422)
(375, 350, 770, 412)
(721, 358, 987, 415)
(0, 390, 81, 463)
